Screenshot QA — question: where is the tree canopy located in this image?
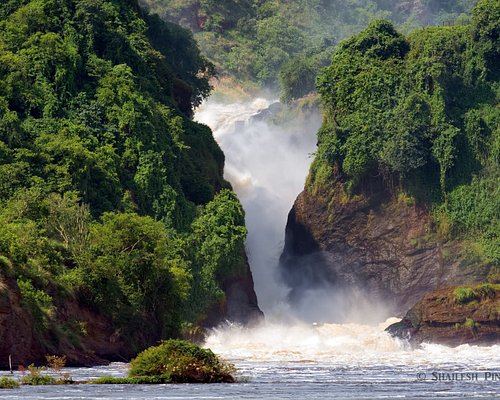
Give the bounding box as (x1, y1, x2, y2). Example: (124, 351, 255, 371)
(312, 0, 499, 262)
(0, 0, 248, 352)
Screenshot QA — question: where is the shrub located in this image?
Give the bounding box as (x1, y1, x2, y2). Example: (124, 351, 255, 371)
(464, 318, 477, 330)
(129, 339, 235, 383)
(20, 365, 56, 385)
(454, 287, 479, 304)
(0, 376, 19, 389)
(20, 374, 56, 385)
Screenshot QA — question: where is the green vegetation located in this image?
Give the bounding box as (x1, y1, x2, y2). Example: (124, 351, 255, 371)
(140, 0, 475, 100)
(0, 0, 248, 356)
(313, 0, 499, 262)
(0, 377, 20, 389)
(454, 287, 479, 304)
(129, 339, 235, 383)
(464, 317, 478, 330)
(454, 284, 499, 304)
(20, 366, 56, 386)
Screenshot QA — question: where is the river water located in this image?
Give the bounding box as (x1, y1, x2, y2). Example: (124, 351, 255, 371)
(2, 99, 498, 399)
(2, 322, 499, 399)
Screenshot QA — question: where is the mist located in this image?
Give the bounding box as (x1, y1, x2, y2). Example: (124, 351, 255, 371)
(196, 98, 319, 313)
(196, 97, 394, 324)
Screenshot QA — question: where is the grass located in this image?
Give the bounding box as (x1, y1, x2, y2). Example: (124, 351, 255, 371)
(92, 376, 168, 384)
(454, 287, 479, 304)
(454, 284, 499, 304)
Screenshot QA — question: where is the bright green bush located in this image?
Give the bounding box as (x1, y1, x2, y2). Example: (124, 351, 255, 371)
(0, 377, 20, 389)
(129, 339, 236, 383)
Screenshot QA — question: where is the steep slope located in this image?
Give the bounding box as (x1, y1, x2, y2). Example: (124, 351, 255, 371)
(139, 0, 476, 99)
(0, 0, 261, 367)
(280, 0, 499, 319)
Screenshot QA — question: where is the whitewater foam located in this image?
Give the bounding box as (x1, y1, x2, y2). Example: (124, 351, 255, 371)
(195, 98, 320, 312)
(205, 319, 500, 368)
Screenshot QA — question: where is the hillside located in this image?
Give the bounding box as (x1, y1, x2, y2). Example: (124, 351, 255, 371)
(0, 0, 261, 367)
(139, 0, 476, 100)
(280, 0, 499, 318)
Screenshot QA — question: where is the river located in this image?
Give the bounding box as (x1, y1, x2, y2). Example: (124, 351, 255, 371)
(1, 99, 498, 399)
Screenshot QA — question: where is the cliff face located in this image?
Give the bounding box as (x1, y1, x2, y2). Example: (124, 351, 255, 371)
(204, 255, 263, 328)
(221, 261, 263, 325)
(280, 175, 492, 317)
(0, 277, 130, 368)
(0, 278, 42, 368)
(280, 4, 499, 326)
(386, 285, 500, 346)
(0, 265, 262, 369)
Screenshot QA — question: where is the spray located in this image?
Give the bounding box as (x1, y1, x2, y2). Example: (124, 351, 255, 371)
(196, 98, 320, 313)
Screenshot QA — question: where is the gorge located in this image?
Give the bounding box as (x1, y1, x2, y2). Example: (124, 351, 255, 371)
(0, 0, 498, 398)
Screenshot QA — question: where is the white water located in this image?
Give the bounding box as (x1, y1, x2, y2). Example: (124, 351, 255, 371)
(206, 318, 500, 367)
(195, 98, 319, 312)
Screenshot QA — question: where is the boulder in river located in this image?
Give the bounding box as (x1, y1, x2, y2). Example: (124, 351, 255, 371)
(386, 284, 500, 346)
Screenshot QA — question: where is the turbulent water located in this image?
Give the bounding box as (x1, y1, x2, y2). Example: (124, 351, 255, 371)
(2, 99, 498, 399)
(2, 321, 499, 399)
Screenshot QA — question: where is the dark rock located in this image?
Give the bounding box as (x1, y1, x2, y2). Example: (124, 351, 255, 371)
(203, 252, 264, 327)
(280, 171, 493, 318)
(249, 102, 283, 123)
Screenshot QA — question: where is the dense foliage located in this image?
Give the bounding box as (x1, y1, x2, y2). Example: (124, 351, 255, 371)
(312, 0, 499, 262)
(140, 0, 476, 100)
(128, 339, 235, 383)
(0, 0, 248, 352)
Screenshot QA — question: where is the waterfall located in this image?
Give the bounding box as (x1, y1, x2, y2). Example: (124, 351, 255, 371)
(195, 98, 320, 313)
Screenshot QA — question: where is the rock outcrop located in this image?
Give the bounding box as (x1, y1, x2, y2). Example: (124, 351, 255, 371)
(386, 285, 500, 346)
(203, 254, 263, 328)
(280, 173, 493, 317)
(221, 260, 263, 325)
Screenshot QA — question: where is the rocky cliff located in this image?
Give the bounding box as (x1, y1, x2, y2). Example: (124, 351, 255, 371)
(0, 260, 262, 369)
(279, 6, 499, 328)
(386, 284, 500, 346)
(280, 172, 493, 318)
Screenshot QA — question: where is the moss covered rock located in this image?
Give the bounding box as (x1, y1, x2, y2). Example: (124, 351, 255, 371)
(386, 284, 500, 346)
